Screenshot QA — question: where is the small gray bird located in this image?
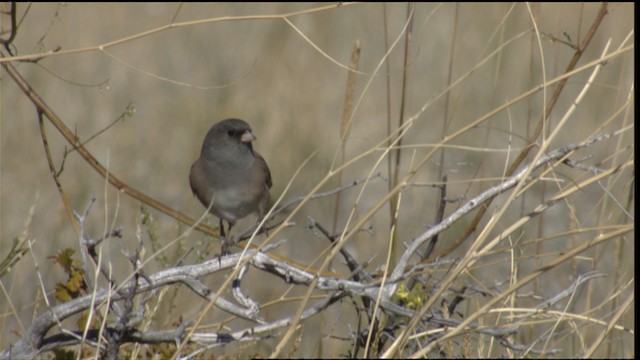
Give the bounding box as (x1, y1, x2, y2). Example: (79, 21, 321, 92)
(189, 119, 272, 255)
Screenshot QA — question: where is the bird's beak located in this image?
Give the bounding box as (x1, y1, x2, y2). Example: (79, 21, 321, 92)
(241, 131, 256, 143)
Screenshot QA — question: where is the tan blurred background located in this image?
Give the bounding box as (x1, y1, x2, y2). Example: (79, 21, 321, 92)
(1, 3, 634, 357)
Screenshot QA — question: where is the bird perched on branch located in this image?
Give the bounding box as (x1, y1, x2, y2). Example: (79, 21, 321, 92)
(189, 118, 272, 255)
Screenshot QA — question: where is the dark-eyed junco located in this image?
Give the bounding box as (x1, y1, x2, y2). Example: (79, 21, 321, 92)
(189, 118, 272, 255)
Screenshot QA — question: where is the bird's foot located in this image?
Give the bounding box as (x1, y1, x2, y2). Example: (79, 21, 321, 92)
(219, 236, 233, 257)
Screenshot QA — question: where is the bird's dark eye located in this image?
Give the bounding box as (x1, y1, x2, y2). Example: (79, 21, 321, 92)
(227, 130, 235, 136)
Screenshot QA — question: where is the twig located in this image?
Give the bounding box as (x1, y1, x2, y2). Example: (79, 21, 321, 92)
(0, 2, 17, 53)
(272, 172, 385, 217)
(231, 263, 262, 321)
(102, 233, 144, 359)
(0, 52, 220, 237)
(306, 217, 374, 283)
(389, 132, 611, 289)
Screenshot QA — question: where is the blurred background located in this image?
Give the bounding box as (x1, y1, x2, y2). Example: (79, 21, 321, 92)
(1, 3, 634, 358)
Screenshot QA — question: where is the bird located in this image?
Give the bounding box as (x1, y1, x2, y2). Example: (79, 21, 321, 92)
(189, 118, 272, 255)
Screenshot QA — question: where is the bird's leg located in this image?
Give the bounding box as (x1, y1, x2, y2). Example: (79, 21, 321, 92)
(219, 219, 230, 256)
(227, 222, 235, 251)
(219, 220, 237, 256)
(258, 217, 269, 237)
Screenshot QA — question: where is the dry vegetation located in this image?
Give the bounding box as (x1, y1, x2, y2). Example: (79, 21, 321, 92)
(0, 3, 634, 358)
